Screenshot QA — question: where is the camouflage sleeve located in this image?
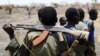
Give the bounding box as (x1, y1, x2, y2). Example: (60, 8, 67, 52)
(27, 31, 39, 41)
(5, 38, 19, 51)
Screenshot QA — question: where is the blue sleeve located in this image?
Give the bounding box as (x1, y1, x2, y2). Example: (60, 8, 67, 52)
(88, 26, 95, 43)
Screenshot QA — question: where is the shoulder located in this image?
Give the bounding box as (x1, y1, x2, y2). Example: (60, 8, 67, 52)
(76, 22, 88, 31)
(83, 19, 92, 25)
(27, 30, 59, 41)
(27, 30, 41, 41)
(88, 21, 94, 28)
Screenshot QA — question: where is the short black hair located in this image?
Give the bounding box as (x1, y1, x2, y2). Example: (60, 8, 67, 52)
(38, 8, 44, 20)
(59, 17, 67, 25)
(78, 8, 85, 21)
(89, 8, 98, 20)
(65, 8, 80, 24)
(40, 7, 57, 26)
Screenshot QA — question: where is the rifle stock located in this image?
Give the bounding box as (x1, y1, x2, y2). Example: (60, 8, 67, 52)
(62, 40, 79, 56)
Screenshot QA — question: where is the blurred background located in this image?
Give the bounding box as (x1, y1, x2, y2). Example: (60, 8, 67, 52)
(0, 0, 100, 56)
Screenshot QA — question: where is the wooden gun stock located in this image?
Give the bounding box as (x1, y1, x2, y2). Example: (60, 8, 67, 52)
(62, 40, 79, 56)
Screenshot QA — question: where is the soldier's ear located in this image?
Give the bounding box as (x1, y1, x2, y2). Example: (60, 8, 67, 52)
(39, 18, 42, 21)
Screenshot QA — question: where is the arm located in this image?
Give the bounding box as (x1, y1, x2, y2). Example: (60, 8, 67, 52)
(64, 29, 89, 41)
(2, 24, 15, 40)
(88, 22, 94, 31)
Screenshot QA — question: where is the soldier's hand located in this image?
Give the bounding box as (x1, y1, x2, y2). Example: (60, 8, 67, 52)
(77, 33, 86, 40)
(2, 24, 14, 37)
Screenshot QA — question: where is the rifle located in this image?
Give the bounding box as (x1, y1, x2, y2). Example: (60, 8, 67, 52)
(12, 24, 89, 41)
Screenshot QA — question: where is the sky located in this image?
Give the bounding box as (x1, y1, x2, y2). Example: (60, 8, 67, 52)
(0, 0, 100, 5)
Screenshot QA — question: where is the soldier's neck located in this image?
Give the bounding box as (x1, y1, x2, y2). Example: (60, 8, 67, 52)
(67, 22, 75, 26)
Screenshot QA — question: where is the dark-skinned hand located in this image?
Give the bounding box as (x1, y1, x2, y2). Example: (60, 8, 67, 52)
(2, 24, 14, 39)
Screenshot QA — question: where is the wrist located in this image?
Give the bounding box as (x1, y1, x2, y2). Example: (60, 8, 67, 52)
(9, 34, 14, 40)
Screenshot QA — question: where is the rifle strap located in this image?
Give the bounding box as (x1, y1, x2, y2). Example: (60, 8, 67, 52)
(14, 29, 36, 56)
(22, 42, 36, 56)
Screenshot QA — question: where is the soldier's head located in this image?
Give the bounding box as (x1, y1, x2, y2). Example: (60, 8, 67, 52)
(65, 8, 80, 25)
(39, 7, 57, 26)
(59, 17, 67, 25)
(89, 8, 98, 20)
(78, 8, 85, 21)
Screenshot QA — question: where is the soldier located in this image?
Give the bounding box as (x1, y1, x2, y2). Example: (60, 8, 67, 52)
(9, 7, 12, 15)
(3, 7, 61, 56)
(26, 7, 31, 18)
(75, 8, 88, 56)
(59, 17, 67, 26)
(76, 8, 88, 31)
(84, 8, 98, 56)
(24, 7, 59, 56)
(63, 7, 87, 56)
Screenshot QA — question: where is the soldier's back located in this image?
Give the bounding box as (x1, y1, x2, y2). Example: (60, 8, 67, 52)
(25, 30, 59, 56)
